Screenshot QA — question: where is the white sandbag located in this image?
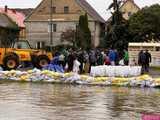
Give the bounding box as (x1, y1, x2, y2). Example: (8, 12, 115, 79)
(106, 66, 115, 77)
(90, 66, 141, 77)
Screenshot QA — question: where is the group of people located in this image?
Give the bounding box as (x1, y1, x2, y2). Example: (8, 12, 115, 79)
(51, 48, 152, 74)
(52, 48, 129, 74)
(138, 50, 152, 74)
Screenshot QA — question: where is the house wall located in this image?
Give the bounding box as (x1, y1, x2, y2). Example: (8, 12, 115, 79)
(26, 0, 94, 22)
(120, 0, 139, 20)
(25, 20, 101, 48)
(25, 0, 103, 48)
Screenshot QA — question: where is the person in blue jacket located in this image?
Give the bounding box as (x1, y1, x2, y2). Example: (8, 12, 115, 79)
(108, 49, 116, 66)
(42, 54, 64, 73)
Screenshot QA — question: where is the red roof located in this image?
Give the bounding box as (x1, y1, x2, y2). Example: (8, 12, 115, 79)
(0, 8, 25, 28)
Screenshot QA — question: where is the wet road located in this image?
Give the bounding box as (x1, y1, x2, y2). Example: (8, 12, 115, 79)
(0, 82, 160, 120)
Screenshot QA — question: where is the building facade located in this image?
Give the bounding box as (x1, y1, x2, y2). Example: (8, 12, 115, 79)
(120, 0, 140, 20)
(106, 0, 140, 24)
(25, 0, 105, 48)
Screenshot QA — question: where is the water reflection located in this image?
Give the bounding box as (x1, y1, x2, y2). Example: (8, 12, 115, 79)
(0, 82, 160, 120)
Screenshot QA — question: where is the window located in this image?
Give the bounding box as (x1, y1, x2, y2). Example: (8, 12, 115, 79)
(36, 42, 41, 49)
(36, 41, 45, 49)
(64, 6, 69, 14)
(48, 23, 57, 32)
(52, 6, 56, 13)
(53, 24, 57, 32)
(128, 12, 132, 17)
(156, 47, 160, 51)
(122, 11, 125, 14)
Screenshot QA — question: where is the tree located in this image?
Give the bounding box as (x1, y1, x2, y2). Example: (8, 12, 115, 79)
(128, 4, 160, 42)
(108, 0, 123, 25)
(0, 25, 19, 48)
(104, 0, 129, 50)
(77, 13, 92, 50)
(60, 29, 77, 48)
(60, 13, 91, 50)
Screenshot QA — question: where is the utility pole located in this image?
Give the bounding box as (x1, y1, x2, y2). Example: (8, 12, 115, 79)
(50, 0, 53, 45)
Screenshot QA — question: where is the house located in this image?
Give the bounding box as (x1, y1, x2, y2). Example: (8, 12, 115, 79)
(25, 0, 105, 48)
(0, 13, 19, 47)
(13, 8, 33, 17)
(105, 0, 140, 24)
(0, 6, 26, 40)
(120, 0, 140, 20)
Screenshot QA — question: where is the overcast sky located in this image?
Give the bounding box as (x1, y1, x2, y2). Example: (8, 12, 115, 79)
(0, 0, 159, 20)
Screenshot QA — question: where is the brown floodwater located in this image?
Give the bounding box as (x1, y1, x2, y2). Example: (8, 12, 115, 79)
(0, 82, 160, 120)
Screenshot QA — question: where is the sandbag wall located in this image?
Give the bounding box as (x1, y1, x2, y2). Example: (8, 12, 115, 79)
(0, 69, 159, 87)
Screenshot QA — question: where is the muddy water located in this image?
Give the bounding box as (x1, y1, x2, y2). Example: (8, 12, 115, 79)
(0, 82, 160, 120)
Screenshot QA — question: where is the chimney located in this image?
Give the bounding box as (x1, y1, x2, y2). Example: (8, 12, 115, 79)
(4, 5, 8, 12)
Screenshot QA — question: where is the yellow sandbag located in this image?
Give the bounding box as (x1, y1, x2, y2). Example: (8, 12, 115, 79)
(90, 77, 109, 85)
(94, 77, 109, 82)
(136, 74, 151, 81)
(153, 78, 160, 84)
(111, 78, 129, 85)
(64, 72, 73, 77)
(41, 70, 50, 74)
(51, 72, 62, 78)
(10, 70, 16, 73)
(20, 75, 29, 81)
(80, 75, 90, 81)
(27, 70, 34, 73)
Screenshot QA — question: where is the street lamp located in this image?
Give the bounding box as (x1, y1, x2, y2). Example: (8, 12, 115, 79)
(50, 0, 53, 45)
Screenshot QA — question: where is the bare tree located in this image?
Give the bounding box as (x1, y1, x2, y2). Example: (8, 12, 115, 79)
(60, 29, 76, 47)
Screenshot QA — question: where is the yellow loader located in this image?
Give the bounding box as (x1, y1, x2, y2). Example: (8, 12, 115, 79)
(0, 40, 53, 70)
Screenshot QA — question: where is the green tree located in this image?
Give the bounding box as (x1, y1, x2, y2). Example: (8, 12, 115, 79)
(108, 0, 123, 25)
(128, 4, 160, 42)
(0, 14, 19, 48)
(77, 13, 91, 50)
(103, 0, 129, 50)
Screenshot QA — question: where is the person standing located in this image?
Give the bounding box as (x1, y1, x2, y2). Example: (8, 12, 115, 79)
(124, 50, 129, 65)
(83, 51, 90, 73)
(145, 50, 151, 72)
(59, 53, 65, 68)
(138, 50, 146, 74)
(78, 51, 84, 74)
(104, 55, 110, 65)
(67, 51, 75, 72)
(97, 52, 104, 65)
(108, 49, 116, 66)
(89, 50, 96, 72)
(73, 57, 80, 73)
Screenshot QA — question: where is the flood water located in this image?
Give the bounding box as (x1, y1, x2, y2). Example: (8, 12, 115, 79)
(0, 82, 160, 120)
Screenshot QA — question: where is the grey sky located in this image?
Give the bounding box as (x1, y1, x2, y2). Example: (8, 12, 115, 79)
(0, 0, 159, 20)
